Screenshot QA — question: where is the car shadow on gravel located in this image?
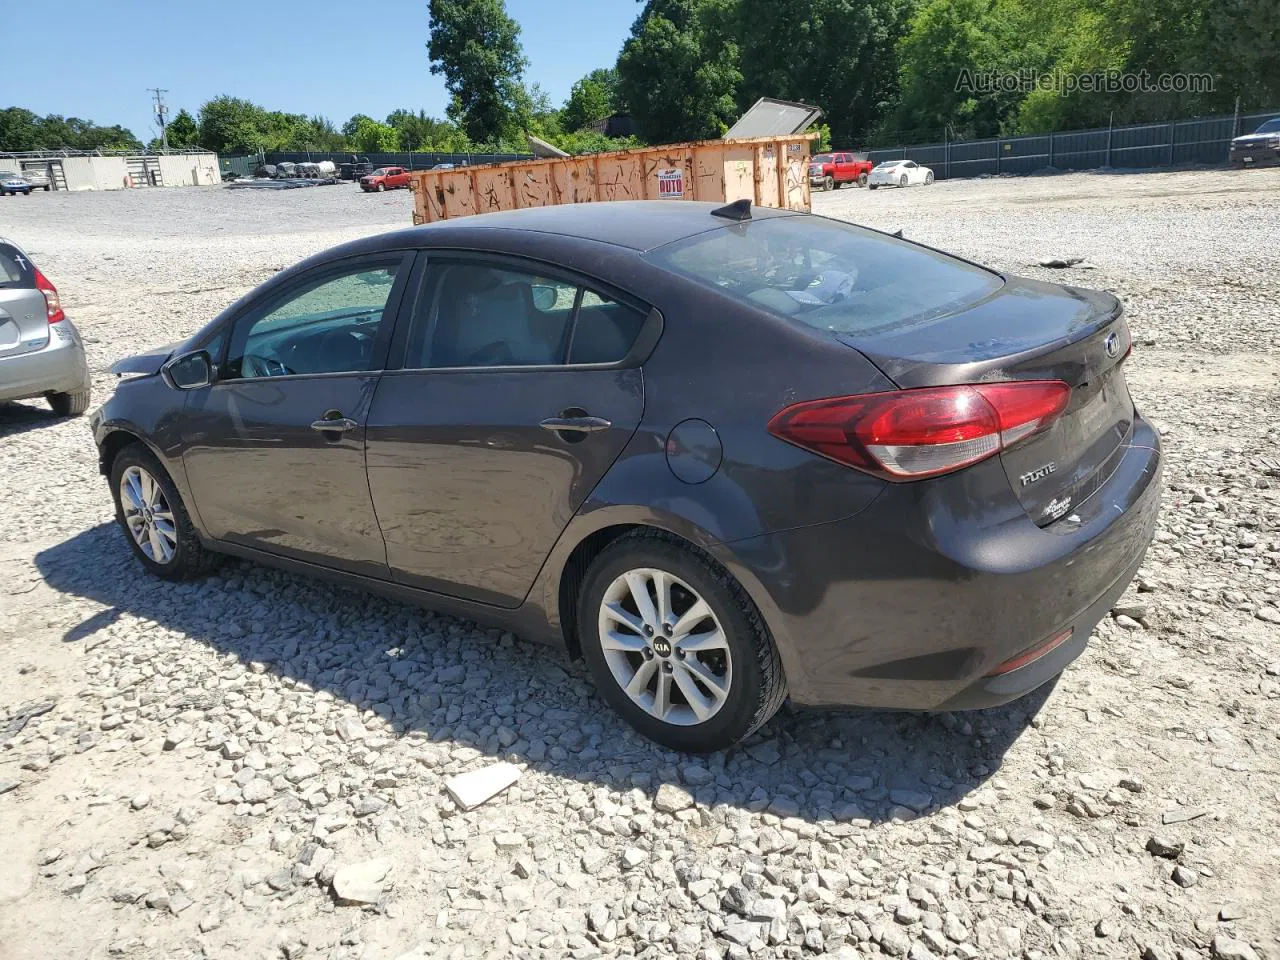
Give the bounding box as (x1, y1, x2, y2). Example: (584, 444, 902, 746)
(0, 401, 64, 438)
(36, 523, 1052, 824)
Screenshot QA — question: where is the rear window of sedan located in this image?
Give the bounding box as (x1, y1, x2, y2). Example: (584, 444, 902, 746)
(645, 215, 1003, 335)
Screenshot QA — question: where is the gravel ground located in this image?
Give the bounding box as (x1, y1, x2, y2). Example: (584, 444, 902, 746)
(2, 170, 1279, 960)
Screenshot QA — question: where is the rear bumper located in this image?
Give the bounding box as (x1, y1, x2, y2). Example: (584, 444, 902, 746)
(721, 414, 1162, 710)
(0, 319, 90, 403)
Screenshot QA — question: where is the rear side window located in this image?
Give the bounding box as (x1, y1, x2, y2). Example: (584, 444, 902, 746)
(0, 244, 34, 287)
(645, 216, 1003, 335)
(406, 261, 647, 369)
(569, 290, 646, 365)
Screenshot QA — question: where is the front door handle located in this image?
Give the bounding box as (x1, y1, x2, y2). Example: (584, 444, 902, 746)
(539, 416, 612, 434)
(310, 416, 359, 433)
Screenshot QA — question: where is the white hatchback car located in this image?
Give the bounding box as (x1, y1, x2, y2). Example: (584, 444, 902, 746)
(867, 160, 934, 189)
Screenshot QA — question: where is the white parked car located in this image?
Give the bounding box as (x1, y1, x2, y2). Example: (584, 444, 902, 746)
(867, 160, 934, 189)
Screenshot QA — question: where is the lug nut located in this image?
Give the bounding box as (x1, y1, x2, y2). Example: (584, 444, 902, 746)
(662, 661, 674, 673)
(643, 648, 654, 659)
(644, 624, 653, 636)
(674, 649, 685, 660)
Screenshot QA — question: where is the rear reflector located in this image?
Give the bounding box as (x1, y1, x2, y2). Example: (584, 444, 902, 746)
(768, 381, 1071, 480)
(33, 268, 65, 324)
(985, 628, 1073, 677)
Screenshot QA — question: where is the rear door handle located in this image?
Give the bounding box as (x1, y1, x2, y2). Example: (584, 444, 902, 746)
(539, 416, 612, 434)
(310, 417, 359, 432)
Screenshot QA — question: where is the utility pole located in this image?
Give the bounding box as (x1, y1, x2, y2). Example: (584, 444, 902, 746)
(148, 87, 170, 152)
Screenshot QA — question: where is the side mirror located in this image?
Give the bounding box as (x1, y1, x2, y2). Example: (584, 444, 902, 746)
(531, 284, 560, 312)
(162, 350, 213, 390)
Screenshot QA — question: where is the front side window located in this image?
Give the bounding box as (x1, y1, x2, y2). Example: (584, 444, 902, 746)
(224, 260, 401, 379)
(646, 215, 1003, 336)
(407, 262, 645, 369)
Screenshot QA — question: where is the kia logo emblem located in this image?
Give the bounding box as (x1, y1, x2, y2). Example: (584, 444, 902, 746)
(1104, 332, 1120, 358)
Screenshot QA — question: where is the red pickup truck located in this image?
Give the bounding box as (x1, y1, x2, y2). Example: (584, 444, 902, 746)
(808, 152, 873, 191)
(360, 167, 412, 192)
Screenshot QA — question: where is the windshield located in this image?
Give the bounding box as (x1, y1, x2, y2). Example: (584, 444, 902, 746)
(371, 168, 390, 176)
(1254, 118, 1280, 134)
(810, 155, 833, 164)
(646, 215, 1003, 336)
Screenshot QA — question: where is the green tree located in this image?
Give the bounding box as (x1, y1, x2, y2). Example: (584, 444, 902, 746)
(1196, 0, 1280, 110)
(198, 96, 271, 153)
(563, 67, 620, 131)
(885, 0, 1042, 141)
(350, 117, 401, 152)
(387, 109, 464, 150)
(427, 0, 530, 144)
(163, 109, 200, 148)
(617, 0, 742, 143)
(0, 108, 44, 151)
(735, 0, 915, 148)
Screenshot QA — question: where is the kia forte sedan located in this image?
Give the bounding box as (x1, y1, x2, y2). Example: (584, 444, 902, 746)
(91, 201, 1161, 752)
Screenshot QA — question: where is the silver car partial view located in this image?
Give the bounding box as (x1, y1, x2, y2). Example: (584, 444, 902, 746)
(0, 238, 91, 415)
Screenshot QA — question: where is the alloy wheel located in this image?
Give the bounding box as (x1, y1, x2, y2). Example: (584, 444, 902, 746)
(597, 567, 733, 726)
(120, 465, 178, 564)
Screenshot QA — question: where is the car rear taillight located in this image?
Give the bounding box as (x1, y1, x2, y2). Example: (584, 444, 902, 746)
(767, 381, 1071, 480)
(33, 268, 65, 324)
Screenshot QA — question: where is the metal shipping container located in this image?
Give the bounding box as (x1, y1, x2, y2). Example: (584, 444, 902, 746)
(408, 134, 818, 225)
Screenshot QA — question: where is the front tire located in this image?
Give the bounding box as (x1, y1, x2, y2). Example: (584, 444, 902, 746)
(48, 388, 91, 417)
(925, 171, 934, 184)
(577, 531, 787, 753)
(868, 183, 878, 190)
(110, 443, 221, 581)
(822, 175, 834, 192)
(377, 183, 386, 192)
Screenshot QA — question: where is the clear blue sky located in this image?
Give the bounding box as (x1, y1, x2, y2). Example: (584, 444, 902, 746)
(9, 0, 638, 141)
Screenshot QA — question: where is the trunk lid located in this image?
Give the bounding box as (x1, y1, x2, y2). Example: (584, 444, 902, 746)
(836, 277, 1134, 525)
(0, 241, 50, 360)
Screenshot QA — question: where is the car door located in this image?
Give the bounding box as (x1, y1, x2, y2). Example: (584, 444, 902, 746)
(836, 154, 853, 182)
(180, 252, 414, 578)
(365, 255, 652, 607)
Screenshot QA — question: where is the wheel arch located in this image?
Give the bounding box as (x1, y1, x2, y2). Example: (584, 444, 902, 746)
(543, 505, 732, 657)
(544, 508, 789, 677)
(97, 425, 156, 478)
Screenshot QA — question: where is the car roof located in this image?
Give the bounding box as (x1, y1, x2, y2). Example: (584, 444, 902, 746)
(386, 200, 799, 253)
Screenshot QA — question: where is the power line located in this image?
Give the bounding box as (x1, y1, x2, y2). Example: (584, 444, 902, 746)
(148, 87, 170, 151)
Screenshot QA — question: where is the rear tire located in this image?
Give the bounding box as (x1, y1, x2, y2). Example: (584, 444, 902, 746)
(577, 530, 787, 753)
(48, 388, 91, 417)
(900, 175, 909, 187)
(857, 172, 868, 187)
(109, 443, 222, 581)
